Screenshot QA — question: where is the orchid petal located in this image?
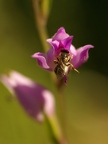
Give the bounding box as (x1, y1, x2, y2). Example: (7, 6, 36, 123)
(46, 39, 59, 49)
(47, 47, 56, 70)
(72, 45, 94, 68)
(52, 27, 69, 40)
(60, 36, 73, 50)
(32, 52, 52, 71)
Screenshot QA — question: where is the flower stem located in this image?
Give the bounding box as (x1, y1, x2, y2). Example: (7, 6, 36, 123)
(58, 90, 68, 141)
(32, 0, 58, 85)
(47, 114, 67, 144)
(32, 0, 49, 53)
(32, 1, 67, 143)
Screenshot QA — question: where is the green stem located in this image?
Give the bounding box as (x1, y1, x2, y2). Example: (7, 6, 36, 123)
(32, 1, 67, 143)
(32, 0, 49, 52)
(47, 114, 67, 144)
(32, 0, 58, 84)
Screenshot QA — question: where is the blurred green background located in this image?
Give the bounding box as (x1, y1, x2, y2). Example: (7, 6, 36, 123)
(0, 0, 108, 144)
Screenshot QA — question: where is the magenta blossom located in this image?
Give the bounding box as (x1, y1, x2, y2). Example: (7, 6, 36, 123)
(0, 71, 55, 122)
(32, 27, 94, 82)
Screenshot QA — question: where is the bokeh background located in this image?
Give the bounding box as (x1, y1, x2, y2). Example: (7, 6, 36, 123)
(0, 0, 108, 144)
